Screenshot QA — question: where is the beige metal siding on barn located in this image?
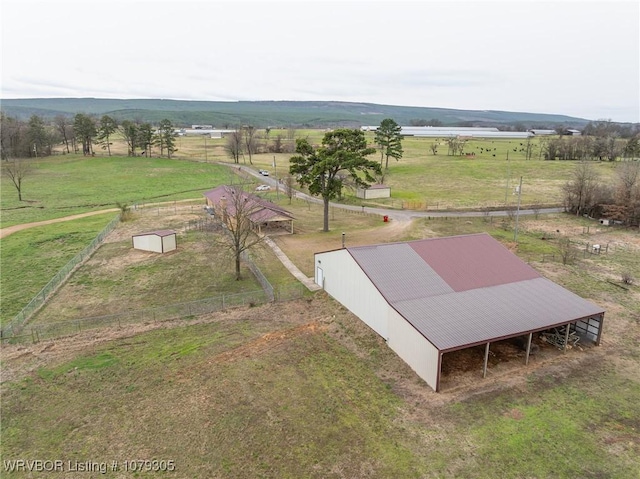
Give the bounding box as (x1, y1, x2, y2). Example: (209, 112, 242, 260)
(315, 249, 390, 339)
(387, 308, 440, 390)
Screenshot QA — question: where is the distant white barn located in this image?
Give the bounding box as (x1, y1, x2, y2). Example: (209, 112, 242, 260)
(362, 126, 533, 139)
(132, 230, 177, 253)
(356, 184, 391, 200)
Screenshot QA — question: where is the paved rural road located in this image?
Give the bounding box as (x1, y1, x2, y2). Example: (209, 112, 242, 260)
(241, 164, 563, 222)
(0, 165, 562, 239)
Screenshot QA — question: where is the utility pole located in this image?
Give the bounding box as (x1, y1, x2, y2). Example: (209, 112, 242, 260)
(514, 176, 523, 243)
(273, 155, 278, 199)
(504, 150, 510, 205)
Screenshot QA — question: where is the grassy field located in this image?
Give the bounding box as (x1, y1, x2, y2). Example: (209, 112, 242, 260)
(0, 213, 118, 325)
(1, 133, 638, 478)
(1, 209, 639, 477)
(172, 132, 617, 208)
(0, 155, 232, 227)
(2, 292, 638, 478)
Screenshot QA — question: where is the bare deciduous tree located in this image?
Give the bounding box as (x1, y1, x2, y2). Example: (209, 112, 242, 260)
(243, 126, 257, 165)
(3, 158, 33, 201)
(563, 161, 600, 216)
(282, 175, 295, 204)
(54, 115, 72, 154)
(612, 161, 640, 225)
(557, 238, 578, 265)
(212, 185, 267, 280)
(225, 130, 243, 164)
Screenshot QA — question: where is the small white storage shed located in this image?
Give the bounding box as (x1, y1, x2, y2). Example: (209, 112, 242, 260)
(356, 184, 391, 200)
(132, 230, 177, 253)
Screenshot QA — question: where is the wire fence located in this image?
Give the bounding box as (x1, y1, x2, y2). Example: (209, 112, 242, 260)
(2, 283, 304, 345)
(1, 214, 122, 338)
(358, 199, 562, 212)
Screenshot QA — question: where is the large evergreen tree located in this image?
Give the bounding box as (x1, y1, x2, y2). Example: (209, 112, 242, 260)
(290, 128, 379, 232)
(157, 119, 177, 158)
(374, 118, 403, 170)
(96, 115, 118, 156)
(120, 120, 139, 157)
(26, 115, 49, 157)
(73, 114, 97, 156)
(137, 123, 155, 156)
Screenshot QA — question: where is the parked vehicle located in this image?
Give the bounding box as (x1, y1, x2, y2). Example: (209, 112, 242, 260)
(259, 170, 270, 176)
(256, 184, 271, 191)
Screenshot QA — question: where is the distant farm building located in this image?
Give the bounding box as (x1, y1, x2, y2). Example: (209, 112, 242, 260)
(177, 128, 237, 138)
(529, 129, 557, 136)
(362, 126, 532, 139)
(132, 230, 177, 253)
(203, 185, 295, 234)
(315, 233, 605, 392)
(356, 184, 391, 200)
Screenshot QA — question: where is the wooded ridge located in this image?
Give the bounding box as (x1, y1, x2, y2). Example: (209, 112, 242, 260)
(1, 98, 591, 129)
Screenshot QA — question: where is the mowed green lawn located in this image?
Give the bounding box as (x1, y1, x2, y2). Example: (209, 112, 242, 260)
(0, 155, 231, 227)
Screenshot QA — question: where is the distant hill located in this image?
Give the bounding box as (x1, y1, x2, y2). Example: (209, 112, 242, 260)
(0, 98, 591, 129)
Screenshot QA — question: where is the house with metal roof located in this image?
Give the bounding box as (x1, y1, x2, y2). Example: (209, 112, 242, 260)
(203, 185, 295, 234)
(314, 233, 605, 392)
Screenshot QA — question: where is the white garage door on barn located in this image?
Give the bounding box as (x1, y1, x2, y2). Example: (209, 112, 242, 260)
(132, 230, 177, 253)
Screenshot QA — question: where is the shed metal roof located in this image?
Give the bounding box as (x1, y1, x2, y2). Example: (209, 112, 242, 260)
(347, 234, 604, 352)
(133, 229, 176, 237)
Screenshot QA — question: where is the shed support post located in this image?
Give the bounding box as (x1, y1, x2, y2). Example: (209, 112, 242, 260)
(483, 342, 490, 378)
(563, 323, 571, 352)
(525, 332, 533, 365)
(595, 313, 604, 346)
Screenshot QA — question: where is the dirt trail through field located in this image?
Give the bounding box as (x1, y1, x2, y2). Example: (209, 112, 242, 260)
(0, 209, 120, 239)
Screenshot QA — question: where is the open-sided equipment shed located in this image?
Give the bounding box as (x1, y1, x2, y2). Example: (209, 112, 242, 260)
(314, 233, 605, 392)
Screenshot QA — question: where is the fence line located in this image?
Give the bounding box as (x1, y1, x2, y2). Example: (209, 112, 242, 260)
(359, 199, 561, 212)
(2, 284, 304, 345)
(2, 214, 122, 338)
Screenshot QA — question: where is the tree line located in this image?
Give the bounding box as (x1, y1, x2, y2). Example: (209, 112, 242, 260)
(542, 135, 639, 161)
(563, 160, 640, 226)
(0, 113, 178, 160)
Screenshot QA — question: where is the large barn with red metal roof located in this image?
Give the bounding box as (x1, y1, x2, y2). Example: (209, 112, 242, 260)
(314, 233, 605, 392)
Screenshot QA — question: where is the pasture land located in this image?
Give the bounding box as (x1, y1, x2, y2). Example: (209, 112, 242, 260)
(2, 289, 639, 478)
(171, 132, 617, 208)
(0, 155, 231, 227)
(1, 135, 638, 477)
(0, 213, 117, 325)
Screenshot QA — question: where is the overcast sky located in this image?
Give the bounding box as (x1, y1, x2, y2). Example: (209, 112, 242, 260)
(1, 0, 638, 122)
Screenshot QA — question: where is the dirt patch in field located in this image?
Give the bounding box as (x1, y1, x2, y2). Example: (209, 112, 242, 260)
(523, 218, 640, 251)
